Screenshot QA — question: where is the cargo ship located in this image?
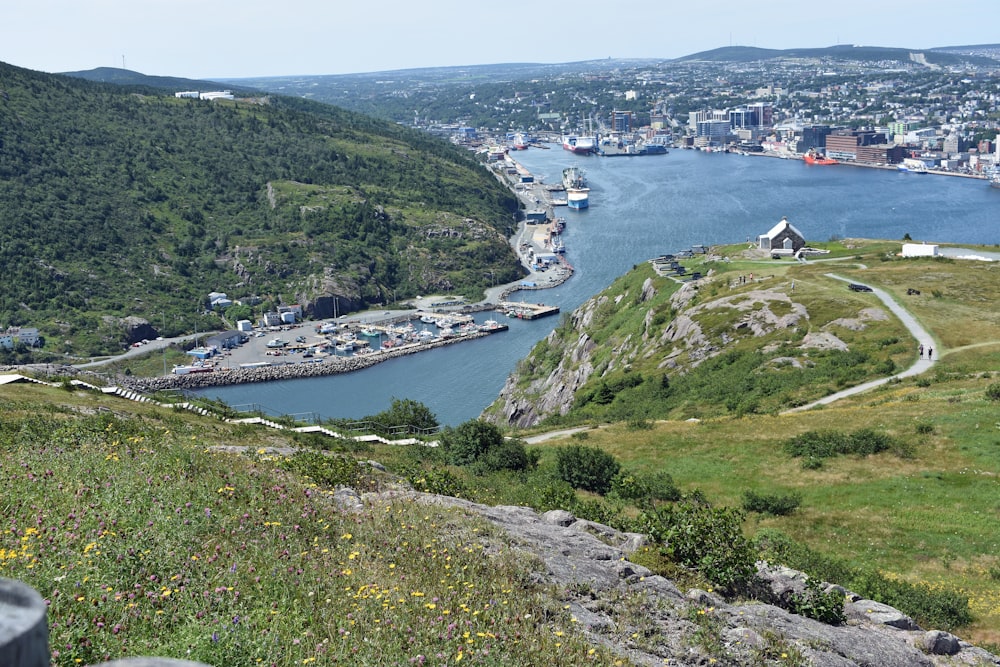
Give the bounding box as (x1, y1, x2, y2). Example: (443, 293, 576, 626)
(562, 166, 586, 189)
(511, 133, 529, 150)
(562, 135, 595, 155)
(803, 150, 837, 165)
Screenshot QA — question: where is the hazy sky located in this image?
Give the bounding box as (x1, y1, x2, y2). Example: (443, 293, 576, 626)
(4, 0, 999, 79)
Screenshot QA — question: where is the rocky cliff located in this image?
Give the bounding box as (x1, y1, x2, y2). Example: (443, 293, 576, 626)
(346, 489, 999, 667)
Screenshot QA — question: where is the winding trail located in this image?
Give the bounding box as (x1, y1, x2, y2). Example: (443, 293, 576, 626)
(783, 274, 937, 413)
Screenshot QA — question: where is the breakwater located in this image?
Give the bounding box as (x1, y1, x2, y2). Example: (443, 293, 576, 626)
(119, 331, 492, 393)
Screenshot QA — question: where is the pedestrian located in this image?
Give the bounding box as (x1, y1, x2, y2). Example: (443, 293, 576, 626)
(791, 280, 795, 291)
(927, 346, 933, 360)
(918, 344, 924, 358)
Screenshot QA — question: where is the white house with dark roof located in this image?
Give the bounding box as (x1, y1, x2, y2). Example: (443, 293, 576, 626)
(757, 217, 806, 252)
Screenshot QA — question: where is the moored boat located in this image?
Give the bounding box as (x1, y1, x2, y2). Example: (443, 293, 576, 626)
(991, 173, 1000, 189)
(562, 166, 586, 189)
(567, 187, 590, 210)
(562, 135, 595, 155)
(803, 150, 837, 165)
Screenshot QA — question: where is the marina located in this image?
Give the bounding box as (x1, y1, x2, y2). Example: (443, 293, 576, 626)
(195, 146, 999, 425)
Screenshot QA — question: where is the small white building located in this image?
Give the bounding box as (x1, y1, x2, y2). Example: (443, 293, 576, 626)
(199, 91, 234, 101)
(236, 319, 253, 333)
(757, 217, 806, 252)
(902, 243, 939, 258)
(175, 91, 200, 99)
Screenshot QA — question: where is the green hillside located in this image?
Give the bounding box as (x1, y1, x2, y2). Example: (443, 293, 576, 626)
(0, 62, 522, 356)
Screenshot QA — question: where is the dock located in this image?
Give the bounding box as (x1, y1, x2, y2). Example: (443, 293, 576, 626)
(499, 301, 560, 320)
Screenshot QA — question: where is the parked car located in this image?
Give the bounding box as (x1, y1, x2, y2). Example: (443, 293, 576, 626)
(848, 283, 873, 292)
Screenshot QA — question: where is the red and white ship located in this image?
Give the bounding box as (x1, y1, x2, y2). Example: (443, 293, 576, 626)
(562, 135, 595, 155)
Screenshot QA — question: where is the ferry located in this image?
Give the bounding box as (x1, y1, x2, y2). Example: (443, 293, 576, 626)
(562, 135, 595, 155)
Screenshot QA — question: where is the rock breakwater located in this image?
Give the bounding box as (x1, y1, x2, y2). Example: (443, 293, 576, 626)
(118, 332, 491, 392)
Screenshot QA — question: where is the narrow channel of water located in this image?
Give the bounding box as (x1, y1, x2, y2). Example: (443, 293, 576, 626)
(195, 148, 999, 425)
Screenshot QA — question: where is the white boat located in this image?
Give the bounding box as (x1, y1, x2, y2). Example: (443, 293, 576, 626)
(567, 187, 590, 210)
(562, 135, 595, 155)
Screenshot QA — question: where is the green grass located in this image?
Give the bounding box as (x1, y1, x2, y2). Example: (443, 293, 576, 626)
(0, 385, 626, 666)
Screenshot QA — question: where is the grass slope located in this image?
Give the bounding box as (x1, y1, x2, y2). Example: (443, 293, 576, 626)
(0, 384, 617, 666)
(0, 62, 521, 357)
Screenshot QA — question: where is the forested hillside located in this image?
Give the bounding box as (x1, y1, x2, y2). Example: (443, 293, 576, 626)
(0, 62, 522, 356)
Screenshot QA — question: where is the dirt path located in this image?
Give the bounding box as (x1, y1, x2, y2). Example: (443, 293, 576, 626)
(783, 274, 937, 413)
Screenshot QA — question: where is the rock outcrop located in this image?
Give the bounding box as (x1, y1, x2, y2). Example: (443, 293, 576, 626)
(363, 492, 999, 667)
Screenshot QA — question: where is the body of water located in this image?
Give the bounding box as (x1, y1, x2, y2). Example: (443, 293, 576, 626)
(196, 148, 999, 425)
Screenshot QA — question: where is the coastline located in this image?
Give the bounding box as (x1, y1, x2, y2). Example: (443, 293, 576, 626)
(54, 167, 574, 393)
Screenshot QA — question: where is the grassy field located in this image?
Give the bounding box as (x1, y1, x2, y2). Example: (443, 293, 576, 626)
(0, 383, 628, 666)
(518, 244, 1000, 644)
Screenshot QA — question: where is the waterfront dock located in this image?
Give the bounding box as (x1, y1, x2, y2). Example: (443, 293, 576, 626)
(499, 301, 560, 320)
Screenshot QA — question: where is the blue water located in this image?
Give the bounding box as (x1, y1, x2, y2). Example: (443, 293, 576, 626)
(196, 148, 999, 425)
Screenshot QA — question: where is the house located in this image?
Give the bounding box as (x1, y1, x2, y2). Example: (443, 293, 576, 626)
(757, 217, 806, 253)
(261, 312, 283, 328)
(206, 331, 244, 350)
(208, 292, 233, 310)
(4, 327, 40, 347)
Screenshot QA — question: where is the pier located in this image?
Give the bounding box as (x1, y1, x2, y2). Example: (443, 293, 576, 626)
(498, 301, 560, 320)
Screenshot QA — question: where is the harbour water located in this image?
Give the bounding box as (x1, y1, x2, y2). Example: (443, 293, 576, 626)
(196, 147, 999, 425)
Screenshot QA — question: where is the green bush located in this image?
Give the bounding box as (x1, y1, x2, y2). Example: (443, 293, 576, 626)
(475, 438, 536, 474)
(789, 577, 846, 625)
(555, 445, 621, 494)
(439, 419, 504, 466)
(638, 499, 757, 596)
(784, 428, 894, 460)
(611, 470, 681, 503)
(753, 529, 972, 632)
(741, 489, 802, 516)
(986, 382, 1000, 402)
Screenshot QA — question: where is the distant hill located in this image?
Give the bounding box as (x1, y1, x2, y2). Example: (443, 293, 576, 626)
(677, 44, 999, 66)
(0, 62, 522, 356)
(60, 66, 259, 95)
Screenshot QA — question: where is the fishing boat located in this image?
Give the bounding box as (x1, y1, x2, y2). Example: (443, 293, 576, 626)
(991, 173, 1000, 189)
(803, 150, 837, 165)
(562, 135, 595, 155)
(359, 327, 381, 338)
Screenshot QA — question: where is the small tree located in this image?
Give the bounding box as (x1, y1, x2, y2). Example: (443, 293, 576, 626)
(555, 445, 621, 494)
(374, 398, 439, 432)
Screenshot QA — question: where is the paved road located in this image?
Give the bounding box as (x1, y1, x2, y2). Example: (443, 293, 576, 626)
(783, 274, 936, 413)
(74, 333, 206, 369)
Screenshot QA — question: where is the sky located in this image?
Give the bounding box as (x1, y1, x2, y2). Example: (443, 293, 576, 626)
(3, 0, 999, 80)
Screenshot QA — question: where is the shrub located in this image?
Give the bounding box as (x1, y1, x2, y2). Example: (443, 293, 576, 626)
(784, 428, 893, 460)
(741, 489, 802, 516)
(638, 499, 757, 596)
(986, 382, 1000, 402)
(439, 419, 504, 466)
(611, 470, 681, 503)
(788, 577, 846, 625)
(475, 438, 535, 474)
(555, 445, 621, 494)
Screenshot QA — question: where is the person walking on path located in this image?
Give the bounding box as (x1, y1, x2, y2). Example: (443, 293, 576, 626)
(919, 344, 924, 358)
(927, 346, 933, 360)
